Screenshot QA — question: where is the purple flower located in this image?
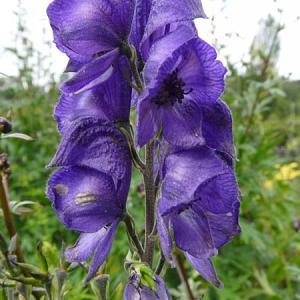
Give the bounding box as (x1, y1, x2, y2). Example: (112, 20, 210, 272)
(157, 146, 240, 287)
(124, 273, 171, 300)
(47, 0, 135, 94)
(137, 26, 227, 148)
(47, 117, 131, 281)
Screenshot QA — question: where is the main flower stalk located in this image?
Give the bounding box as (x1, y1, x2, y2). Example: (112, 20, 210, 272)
(143, 142, 156, 266)
(124, 44, 156, 266)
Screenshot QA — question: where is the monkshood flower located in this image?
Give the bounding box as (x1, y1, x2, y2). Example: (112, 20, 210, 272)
(48, 117, 132, 281)
(47, 0, 135, 94)
(157, 146, 240, 287)
(124, 272, 171, 300)
(137, 26, 227, 148)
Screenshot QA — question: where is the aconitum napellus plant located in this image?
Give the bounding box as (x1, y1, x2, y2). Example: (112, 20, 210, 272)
(47, 0, 240, 298)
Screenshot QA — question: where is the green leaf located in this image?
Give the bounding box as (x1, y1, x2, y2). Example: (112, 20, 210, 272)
(1, 132, 33, 141)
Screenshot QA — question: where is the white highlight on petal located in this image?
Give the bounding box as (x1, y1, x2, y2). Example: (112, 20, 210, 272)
(75, 193, 97, 205)
(71, 65, 114, 96)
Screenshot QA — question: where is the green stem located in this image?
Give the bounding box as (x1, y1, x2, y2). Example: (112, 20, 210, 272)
(155, 254, 165, 275)
(123, 214, 144, 259)
(123, 43, 156, 267)
(143, 142, 156, 266)
(118, 126, 145, 172)
(122, 43, 144, 93)
(174, 254, 195, 300)
(0, 174, 24, 264)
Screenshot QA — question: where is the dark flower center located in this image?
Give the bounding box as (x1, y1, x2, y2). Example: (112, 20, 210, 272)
(151, 68, 193, 106)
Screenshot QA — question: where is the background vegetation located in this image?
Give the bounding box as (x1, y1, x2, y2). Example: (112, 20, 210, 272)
(0, 2, 300, 299)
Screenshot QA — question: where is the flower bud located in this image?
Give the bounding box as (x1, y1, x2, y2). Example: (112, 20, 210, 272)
(0, 117, 12, 134)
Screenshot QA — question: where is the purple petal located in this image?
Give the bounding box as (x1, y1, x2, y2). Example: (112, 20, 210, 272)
(195, 171, 239, 215)
(142, 0, 206, 47)
(157, 210, 173, 264)
(193, 201, 241, 248)
(136, 95, 159, 148)
(177, 38, 227, 104)
(65, 59, 86, 72)
(65, 220, 119, 282)
(171, 207, 217, 258)
(130, 0, 152, 50)
(202, 99, 235, 159)
(185, 254, 223, 288)
(143, 25, 196, 86)
(47, 0, 135, 59)
(124, 278, 140, 300)
(160, 147, 230, 214)
(144, 34, 226, 104)
(61, 49, 119, 95)
(55, 63, 131, 133)
(161, 99, 204, 148)
(138, 29, 226, 148)
(47, 166, 122, 232)
(140, 276, 171, 299)
(141, 21, 197, 61)
(124, 274, 171, 300)
(49, 117, 131, 182)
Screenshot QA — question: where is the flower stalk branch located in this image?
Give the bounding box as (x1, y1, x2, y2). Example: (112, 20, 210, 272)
(124, 44, 157, 267)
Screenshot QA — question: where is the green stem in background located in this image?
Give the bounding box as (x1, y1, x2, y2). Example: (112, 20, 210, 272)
(174, 254, 195, 300)
(0, 173, 25, 264)
(143, 142, 156, 266)
(123, 214, 144, 259)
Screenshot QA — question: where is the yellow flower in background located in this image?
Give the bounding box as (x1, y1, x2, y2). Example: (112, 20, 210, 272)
(264, 162, 300, 189)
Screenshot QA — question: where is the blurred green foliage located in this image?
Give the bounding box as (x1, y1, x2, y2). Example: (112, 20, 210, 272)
(0, 3, 300, 300)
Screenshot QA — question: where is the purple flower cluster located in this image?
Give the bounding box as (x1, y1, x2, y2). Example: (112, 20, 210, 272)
(47, 0, 240, 297)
